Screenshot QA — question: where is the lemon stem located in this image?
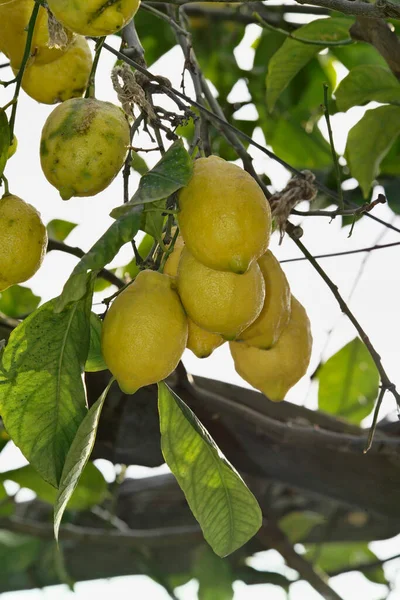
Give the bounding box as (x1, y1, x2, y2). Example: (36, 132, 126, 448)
(85, 37, 106, 99)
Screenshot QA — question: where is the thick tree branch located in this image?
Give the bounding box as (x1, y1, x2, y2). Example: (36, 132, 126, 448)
(350, 17, 400, 79)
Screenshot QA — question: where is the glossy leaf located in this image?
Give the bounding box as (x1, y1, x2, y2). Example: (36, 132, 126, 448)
(85, 313, 107, 373)
(54, 378, 114, 540)
(56, 207, 143, 312)
(346, 105, 400, 197)
(318, 338, 379, 424)
(193, 545, 234, 600)
(266, 18, 353, 111)
(279, 511, 324, 543)
(0, 296, 92, 487)
(158, 382, 262, 557)
(0, 285, 41, 318)
(333, 41, 387, 71)
(1, 462, 107, 510)
(304, 542, 386, 585)
(47, 219, 78, 242)
(0, 111, 10, 178)
(111, 140, 192, 217)
(131, 151, 149, 176)
(336, 65, 400, 111)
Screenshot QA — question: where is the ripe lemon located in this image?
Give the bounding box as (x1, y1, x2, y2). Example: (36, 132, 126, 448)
(0, 193, 48, 291)
(230, 296, 312, 401)
(178, 156, 271, 273)
(164, 236, 225, 358)
(101, 270, 188, 394)
(40, 97, 130, 199)
(14, 35, 92, 105)
(0, 0, 71, 68)
(47, 0, 141, 36)
(177, 248, 265, 340)
(238, 250, 291, 349)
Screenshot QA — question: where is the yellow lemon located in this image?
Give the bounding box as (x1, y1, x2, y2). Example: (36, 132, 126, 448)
(0, 194, 48, 291)
(164, 236, 225, 358)
(238, 250, 291, 349)
(178, 156, 271, 273)
(0, 0, 71, 68)
(230, 296, 312, 401)
(7, 136, 18, 159)
(40, 96, 130, 199)
(101, 270, 188, 394)
(47, 0, 141, 37)
(177, 248, 265, 340)
(14, 35, 92, 105)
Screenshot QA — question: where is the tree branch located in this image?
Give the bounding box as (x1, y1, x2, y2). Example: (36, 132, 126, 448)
(350, 17, 400, 79)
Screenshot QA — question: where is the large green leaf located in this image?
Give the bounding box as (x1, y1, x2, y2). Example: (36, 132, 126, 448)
(56, 207, 143, 312)
(85, 313, 107, 373)
(0, 111, 10, 178)
(304, 542, 386, 585)
(1, 462, 107, 510)
(0, 285, 41, 318)
(193, 545, 234, 600)
(333, 41, 387, 71)
(0, 295, 92, 487)
(158, 382, 262, 557)
(111, 140, 193, 218)
(336, 65, 400, 111)
(318, 338, 379, 424)
(47, 219, 78, 242)
(279, 511, 324, 543)
(0, 531, 41, 581)
(266, 18, 353, 111)
(54, 379, 114, 540)
(346, 105, 400, 197)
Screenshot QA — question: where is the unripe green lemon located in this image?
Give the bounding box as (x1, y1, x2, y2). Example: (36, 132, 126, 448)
(238, 250, 291, 349)
(15, 36, 92, 105)
(0, 194, 48, 291)
(40, 97, 130, 199)
(178, 156, 271, 273)
(47, 0, 141, 36)
(101, 270, 188, 394)
(7, 136, 18, 159)
(177, 248, 265, 340)
(230, 296, 312, 401)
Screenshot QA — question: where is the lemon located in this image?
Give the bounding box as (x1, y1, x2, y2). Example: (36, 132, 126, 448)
(230, 296, 312, 401)
(0, 0, 71, 68)
(177, 248, 265, 340)
(238, 250, 291, 349)
(101, 270, 188, 394)
(164, 236, 225, 357)
(7, 136, 18, 159)
(0, 194, 48, 291)
(47, 0, 141, 37)
(178, 156, 271, 273)
(187, 320, 224, 358)
(14, 35, 92, 105)
(40, 97, 130, 199)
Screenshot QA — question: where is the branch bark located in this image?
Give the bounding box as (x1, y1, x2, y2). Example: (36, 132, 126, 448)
(350, 17, 400, 79)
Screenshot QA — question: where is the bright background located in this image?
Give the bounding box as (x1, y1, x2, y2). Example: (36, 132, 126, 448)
(1, 14, 400, 600)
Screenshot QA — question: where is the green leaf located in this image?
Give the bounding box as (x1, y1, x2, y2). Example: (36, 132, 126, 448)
(193, 545, 234, 600)
(85, 313, 107, 373)
(0, 295, 92, 487)
(279, 511, 324, 543)
(140, 200, 166, 240)
(346, 105, 400, 197)
(0, 531, 41, 578)
(236, 566, 292, 589)
(333, 41, 387, 71)
(336, 65, 400, 112)
(158, 382, 262, 557)
(0, 285, 41, 318)
(56, 207, 143, 312)
(318, 338, 379, 424)
(131, 151, 149, 176)
(304, 542, 386, 585)
(111, 140, 193, 217)
(54, 378, 114, 540)
(135, 8, 176, 66)
(0, 111, 10, 178)
(266, 18, 353, 111)
(1, 462, 107, 510)
(47, 219, 78, 242)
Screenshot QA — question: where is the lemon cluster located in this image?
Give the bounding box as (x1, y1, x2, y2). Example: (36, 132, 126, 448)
(102, 156, 312, 401)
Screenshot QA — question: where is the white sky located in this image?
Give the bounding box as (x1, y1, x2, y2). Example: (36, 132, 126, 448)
(1, 21, 400, 600)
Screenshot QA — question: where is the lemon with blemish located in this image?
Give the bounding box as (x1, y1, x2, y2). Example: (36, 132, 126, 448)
(40, 96, 130, 199)
(0, 194, 48, 291)
(47, 0, 141, 37)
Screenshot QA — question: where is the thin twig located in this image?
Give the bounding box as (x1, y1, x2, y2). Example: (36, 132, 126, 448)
(85, 37, 106, 99)
(292, 194, 386, 218)
(329, 551, 400, 577)
(323, 83, 343, 210)
(280, 241, 400, 262)
(364, 387, 387, 453)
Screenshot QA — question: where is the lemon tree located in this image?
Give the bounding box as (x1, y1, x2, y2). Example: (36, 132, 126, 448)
(0, 1, 399, 598)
